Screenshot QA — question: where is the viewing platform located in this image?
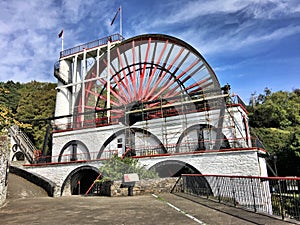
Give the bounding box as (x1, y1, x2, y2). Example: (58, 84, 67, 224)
(59, 33, 124, 59)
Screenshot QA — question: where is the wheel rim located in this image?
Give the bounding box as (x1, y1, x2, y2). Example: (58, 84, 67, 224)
(74, 34, 221, 120)
(73, 34, 226, 158)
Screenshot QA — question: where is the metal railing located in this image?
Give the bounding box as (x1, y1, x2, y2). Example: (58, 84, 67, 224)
(60, 33, 124, 58)
(52, 93, 247, 133)
(9, 125, 36, 163)
(229, 94, 247, 111)
(24, 143, 264, 167)
(171, 174, 300, 221)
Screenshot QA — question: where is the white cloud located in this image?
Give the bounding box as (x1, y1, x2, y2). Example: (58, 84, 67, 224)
(0, 0, 299, 88)
(151, 0, 300, 26)
(126, 0, 300, 58)
(0, 0, 116, 82)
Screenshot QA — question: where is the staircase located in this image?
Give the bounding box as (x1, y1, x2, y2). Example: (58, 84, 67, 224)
(9, 125, 36, 164)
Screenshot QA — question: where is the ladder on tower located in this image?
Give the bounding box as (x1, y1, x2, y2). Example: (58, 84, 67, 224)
(9, 125, 36, 164)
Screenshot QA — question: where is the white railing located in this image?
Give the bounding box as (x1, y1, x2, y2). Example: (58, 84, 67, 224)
(9, 125, 36, 163)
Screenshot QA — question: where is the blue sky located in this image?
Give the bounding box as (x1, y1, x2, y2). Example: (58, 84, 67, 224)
(0, 0, 299, 104)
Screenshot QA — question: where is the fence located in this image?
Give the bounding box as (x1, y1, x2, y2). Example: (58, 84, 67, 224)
(171, 174, 300, 221)
(60, 33, 124, 58)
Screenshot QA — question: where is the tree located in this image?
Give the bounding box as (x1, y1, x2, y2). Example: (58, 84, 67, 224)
(248, 89, 300, 176)
(248, 89, 300, 128)
(0, 81, 21, 113)
(0, 86, 30, 134)
(0, 105, 30, 134)
(15, 81, 56, 153)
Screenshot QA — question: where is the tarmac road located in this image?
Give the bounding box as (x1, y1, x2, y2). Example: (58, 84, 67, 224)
(1, 173, 298, 225)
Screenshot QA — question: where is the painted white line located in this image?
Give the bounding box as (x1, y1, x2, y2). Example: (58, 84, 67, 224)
(152, 194, 206, 225)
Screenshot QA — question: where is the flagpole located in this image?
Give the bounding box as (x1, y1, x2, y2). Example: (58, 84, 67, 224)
(120, 5, 122, 37)
(61, 32, 64, 52)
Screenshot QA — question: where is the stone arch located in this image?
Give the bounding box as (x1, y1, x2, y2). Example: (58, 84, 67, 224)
(149, 160, 213, 195)
(58, 140, 90, 162)
(60, 165, 100, 196)
(176, 124, 231, 152)
(97, 127, 167, 159)
(149, 159, 201, 177)
(11, 151, 25, 161)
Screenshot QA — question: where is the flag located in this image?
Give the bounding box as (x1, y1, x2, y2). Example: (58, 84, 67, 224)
(110, 7, 120, 26)
(58, 29, 64, 38)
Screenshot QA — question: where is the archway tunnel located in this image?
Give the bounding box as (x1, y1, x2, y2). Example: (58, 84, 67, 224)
(69, 167, 100, 195)
(149, 160, 213, 195)
(149, 160, 201, 178)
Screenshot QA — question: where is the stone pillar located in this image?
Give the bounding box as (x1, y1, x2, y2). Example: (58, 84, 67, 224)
(0, 135, 9, 207)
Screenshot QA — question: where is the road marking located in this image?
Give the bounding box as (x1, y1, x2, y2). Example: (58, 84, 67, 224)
(152, 194, 206, 225)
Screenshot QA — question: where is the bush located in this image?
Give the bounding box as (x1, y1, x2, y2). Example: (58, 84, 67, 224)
(100, 156, 158, 181)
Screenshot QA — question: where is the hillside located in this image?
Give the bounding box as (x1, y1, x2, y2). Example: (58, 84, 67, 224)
(0, 81, 56, 154)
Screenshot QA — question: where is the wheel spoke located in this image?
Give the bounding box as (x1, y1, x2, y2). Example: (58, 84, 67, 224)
(75, 34, 219, 128)
(138, 38, 151, 99)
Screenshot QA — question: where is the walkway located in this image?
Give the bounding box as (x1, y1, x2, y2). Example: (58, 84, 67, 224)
(2, 194, 299, 224)
(1, 174, 299, 224)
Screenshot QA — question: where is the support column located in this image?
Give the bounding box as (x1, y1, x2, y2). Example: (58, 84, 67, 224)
(107, 40, 111, 123)
(81, 49, 87, 127)
(54, 59, 72, 129)
(96, 47, 101, 77)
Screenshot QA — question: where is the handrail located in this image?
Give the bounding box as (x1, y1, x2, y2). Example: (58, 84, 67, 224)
(23, 146, 266, 167)
(9, 125, 36, 163)
(85, 173, 102, 195)
(60, 33, 124, 58)
(172, 174, 300, 221)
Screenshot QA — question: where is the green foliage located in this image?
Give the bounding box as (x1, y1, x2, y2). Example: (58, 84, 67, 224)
(0, 83, 30, 134)
(248, 88, 300, 128)
(248, 88, 300, 176)
(0, 81, 22, 113)
(0, 81, 56, 153)
(0, 105, 30, 134)
(100, 155, 158, 181)
(15, 81, 56, 152)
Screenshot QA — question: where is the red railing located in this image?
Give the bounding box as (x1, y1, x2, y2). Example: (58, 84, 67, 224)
(24, 140, 266, 167)
(84, 173, 102, 195)
(53, 93, 247, 133)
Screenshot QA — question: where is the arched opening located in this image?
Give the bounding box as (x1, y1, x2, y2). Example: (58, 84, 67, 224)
(149, 160, 200, 178)
(176, 124, 231, 152)
(61, 166, 100, 196)
(58, 140, 90, 162)
(97, 127, 167, 159)
(12, 151, 25, 161)
(149, 160, 213, 195)
(71, 169, 99, 195)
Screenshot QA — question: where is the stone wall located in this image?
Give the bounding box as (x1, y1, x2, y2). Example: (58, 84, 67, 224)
(0, 135, 9, 207)
(110, 177, 178, 197)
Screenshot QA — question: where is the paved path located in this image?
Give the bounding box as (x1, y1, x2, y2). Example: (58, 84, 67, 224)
(2, 193, 299, 225)
(1, 174, 299, 225)
(164, 193, 298, 225)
